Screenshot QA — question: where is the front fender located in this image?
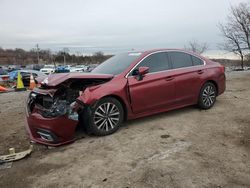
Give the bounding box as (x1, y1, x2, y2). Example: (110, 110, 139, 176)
(77, 77, 129, 108)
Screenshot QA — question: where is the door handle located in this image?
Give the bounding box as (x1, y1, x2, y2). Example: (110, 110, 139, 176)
(165, 76, 174, 81)
(197, 70, 204, 74)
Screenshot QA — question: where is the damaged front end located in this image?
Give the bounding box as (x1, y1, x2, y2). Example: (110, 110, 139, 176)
(29, 88, 81, 121)
(25, 73, 113, 146)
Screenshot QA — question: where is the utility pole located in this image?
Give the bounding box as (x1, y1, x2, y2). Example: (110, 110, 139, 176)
(36, 44, 40, 64)
(62, 47, 69, 66)
(63, 55, 66, 66)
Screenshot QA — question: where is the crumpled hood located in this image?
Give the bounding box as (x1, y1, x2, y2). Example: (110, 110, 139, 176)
(35, 72, 113, 87)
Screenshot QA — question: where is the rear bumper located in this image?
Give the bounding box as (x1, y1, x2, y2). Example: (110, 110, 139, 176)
(218, 73, 226, 95)
(25, 108, 78, 146)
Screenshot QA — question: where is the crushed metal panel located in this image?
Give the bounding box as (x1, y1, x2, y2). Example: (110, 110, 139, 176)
(0, 145, 33, 162)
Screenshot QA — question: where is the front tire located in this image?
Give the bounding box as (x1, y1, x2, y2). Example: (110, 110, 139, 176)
(83, 97, 124, 136)
(198, 82, 217, 109)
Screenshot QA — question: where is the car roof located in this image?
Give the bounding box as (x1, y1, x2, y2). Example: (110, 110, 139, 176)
(133, 48, 208, 61)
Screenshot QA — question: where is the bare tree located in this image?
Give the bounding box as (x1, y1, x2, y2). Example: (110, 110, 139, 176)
(35, 44, 40, 64)
(62, 47, 70, 65)
(185, 40, 208, 54)
(93, 51, 105, 63)
(230, 3, 250, 50)
(219, 2, 250, 69)
(218, 23, 244, 69)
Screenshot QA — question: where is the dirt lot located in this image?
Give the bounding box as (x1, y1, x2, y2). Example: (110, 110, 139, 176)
(0, 71, 250, 188)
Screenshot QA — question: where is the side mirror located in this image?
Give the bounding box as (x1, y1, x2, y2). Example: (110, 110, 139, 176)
(134, 66, 149, 81)
(138, 66, 149, 75)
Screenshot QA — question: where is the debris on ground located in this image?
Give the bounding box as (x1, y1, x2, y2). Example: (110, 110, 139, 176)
(0, 145, 33, 162)
(160, 134, 170, 139)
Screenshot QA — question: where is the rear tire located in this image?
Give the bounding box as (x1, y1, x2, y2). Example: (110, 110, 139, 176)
(83, 97, 124, 136)
(198, 82, 217, 109)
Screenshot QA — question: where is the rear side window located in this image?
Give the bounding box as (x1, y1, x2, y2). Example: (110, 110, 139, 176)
(191, 55, 204, 66)
(169, 52, 193, 69)
(136, 52, 170, 73)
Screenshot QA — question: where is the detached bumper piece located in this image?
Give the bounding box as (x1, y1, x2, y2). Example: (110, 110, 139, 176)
(0, 145, 33, 162)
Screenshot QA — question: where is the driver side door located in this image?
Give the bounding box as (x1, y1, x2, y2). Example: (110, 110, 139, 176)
(127, 52, 175, 114)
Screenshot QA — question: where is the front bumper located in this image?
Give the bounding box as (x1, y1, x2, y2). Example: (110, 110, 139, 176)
(25, 105, 78, 146)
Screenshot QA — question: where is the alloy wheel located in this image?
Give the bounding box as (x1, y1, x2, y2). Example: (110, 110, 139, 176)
(202, 85, 216, 107)
(94, 102, 120, 131)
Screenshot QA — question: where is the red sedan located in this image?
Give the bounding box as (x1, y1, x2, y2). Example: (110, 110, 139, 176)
(25, 49, 225, 146)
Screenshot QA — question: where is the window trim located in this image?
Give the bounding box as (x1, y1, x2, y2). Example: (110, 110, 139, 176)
(125, 50, 206, 78)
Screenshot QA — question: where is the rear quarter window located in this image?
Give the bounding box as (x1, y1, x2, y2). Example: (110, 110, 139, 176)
(192, 56, 204, 66)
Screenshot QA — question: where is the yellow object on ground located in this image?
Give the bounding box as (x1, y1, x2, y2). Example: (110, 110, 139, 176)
(15, 71, 26, 91)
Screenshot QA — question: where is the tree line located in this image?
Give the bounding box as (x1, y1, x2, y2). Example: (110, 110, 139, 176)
(0, 48, 111, 65)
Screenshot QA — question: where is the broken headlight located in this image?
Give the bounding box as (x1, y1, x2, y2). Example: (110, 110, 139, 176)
(42, 99, 67, 118)
(67, 101, 80, 121)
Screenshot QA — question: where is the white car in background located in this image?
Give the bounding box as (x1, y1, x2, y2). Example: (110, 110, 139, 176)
(40, 65, 55, 74)
(70, 65, 87, 72)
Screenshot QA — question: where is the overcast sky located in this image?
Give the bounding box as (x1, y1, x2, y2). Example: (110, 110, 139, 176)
(0, 0, 249, 54)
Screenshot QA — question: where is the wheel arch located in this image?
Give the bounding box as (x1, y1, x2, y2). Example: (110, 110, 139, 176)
(204, 80, 218, 95)
(100, 94, 128, 121)
(206, 80, 219, 95)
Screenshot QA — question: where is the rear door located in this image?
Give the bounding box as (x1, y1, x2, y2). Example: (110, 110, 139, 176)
(168, 51, 205, 105)
(128, 52, 175, 114)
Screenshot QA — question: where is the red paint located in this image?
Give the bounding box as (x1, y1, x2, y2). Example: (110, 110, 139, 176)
(36, 72, 113, 87)
(25, 49, 226, 146)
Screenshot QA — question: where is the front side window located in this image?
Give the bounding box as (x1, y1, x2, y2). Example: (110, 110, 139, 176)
(133, 52, 170, 73)
(169, 52, 193, 69)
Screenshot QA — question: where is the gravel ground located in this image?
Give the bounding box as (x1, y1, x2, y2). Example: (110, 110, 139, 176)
(0, 71, 250, 188)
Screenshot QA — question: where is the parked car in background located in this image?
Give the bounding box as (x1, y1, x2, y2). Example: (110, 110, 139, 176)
(70, 65, 87, 72)
(6, 65, 21, 72)
(0, 66, 9, 81)
(25, 64, 44, 71)
(55, 65, 70, 73)
(26, 49, 225, 146)
(40, 64, 55, 74)
(9, 70, 46, 87)
(86, 64, 98, 72)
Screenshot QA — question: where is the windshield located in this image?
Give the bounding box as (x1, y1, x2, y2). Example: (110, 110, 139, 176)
(92, 52, 141, 75)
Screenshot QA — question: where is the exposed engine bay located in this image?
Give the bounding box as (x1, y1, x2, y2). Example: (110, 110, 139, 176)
(27, 78, 111, 121)
(29, 87, 80, 121)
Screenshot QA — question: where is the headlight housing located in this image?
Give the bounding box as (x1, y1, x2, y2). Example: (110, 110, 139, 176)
(42, 100, 67, 118)
(68, 101, 79, 121)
